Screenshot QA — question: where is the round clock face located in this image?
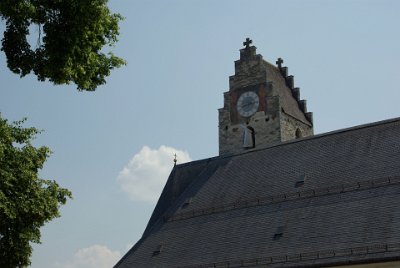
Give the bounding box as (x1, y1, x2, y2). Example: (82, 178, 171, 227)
(236, 91, 260, 117)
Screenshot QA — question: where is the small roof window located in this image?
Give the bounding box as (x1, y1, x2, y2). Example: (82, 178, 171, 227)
(295, 174, 306, 188)
(273, 226, 285, 240)
(181, 197, 193, 209)
(152, 244, 163, 256)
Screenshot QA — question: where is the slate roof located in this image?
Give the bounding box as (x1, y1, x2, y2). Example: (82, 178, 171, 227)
(115, 117, 400, 268)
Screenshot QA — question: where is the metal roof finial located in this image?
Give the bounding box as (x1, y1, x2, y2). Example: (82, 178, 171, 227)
(243, 37, 252, 49)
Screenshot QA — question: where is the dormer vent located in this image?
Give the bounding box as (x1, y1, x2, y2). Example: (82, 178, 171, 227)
(182, 197, 193, 209)
(273, 226, 285, 240)
(152, 244, 163, 256)
(295, 174, 306, 188)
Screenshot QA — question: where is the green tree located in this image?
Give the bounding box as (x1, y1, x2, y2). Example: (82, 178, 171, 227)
(0, 0, 125, 91)
(0, 114, 72, 267)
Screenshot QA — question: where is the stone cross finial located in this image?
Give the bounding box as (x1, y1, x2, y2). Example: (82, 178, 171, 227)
(243, 38, 252, 49)
(276, 58, 284, 68)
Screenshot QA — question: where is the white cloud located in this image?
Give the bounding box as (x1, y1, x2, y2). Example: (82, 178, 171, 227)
(117, 145, 191, 203)
(56, 245, 121, 268)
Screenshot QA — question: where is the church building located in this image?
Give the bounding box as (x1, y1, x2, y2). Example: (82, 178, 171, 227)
(115, 39, 400, 268)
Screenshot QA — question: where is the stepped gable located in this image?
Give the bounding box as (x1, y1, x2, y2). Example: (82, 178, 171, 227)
(266, 59, 313, 125)
(218, 40, 314, 156)
(265, 59, 312, 125)
(115, 117, 400, 268)
(229, 44, 312, 126)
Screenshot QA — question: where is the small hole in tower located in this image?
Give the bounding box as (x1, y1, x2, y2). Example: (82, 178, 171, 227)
(225, 125, 228, 130)
(296, 128, 302, 138)
(265, 117, 270, 122)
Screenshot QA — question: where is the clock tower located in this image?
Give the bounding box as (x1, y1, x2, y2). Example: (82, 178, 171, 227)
(218, 39, 314, 155)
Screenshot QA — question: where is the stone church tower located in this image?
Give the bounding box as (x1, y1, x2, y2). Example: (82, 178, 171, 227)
(219, 38, 314, 155)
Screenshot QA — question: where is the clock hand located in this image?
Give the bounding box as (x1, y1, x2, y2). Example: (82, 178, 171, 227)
(241, 101, 256, 108)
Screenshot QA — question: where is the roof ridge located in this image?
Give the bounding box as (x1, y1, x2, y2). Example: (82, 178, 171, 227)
(166, 175, 400, 223)
(222, 116, 400, 158)
(309, 116, 400, 142)
(176, 116, 400, 163)
(176, 242, 398, 268)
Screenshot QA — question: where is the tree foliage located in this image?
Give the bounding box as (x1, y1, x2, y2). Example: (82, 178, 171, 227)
(0, 0, 125, 91)
(0, 114, 72, 267)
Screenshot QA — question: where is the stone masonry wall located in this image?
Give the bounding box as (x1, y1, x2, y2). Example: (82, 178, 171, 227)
(219, 87, 283, 155)
(219, 110, 282, 156)
(280, 112, 313, 142)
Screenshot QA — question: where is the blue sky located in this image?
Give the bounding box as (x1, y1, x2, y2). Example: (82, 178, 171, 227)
(1, 1, 400, 267)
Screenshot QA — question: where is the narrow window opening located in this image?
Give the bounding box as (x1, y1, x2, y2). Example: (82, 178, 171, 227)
(295, 128, 302, 139)
(242, 125, 255, 149)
